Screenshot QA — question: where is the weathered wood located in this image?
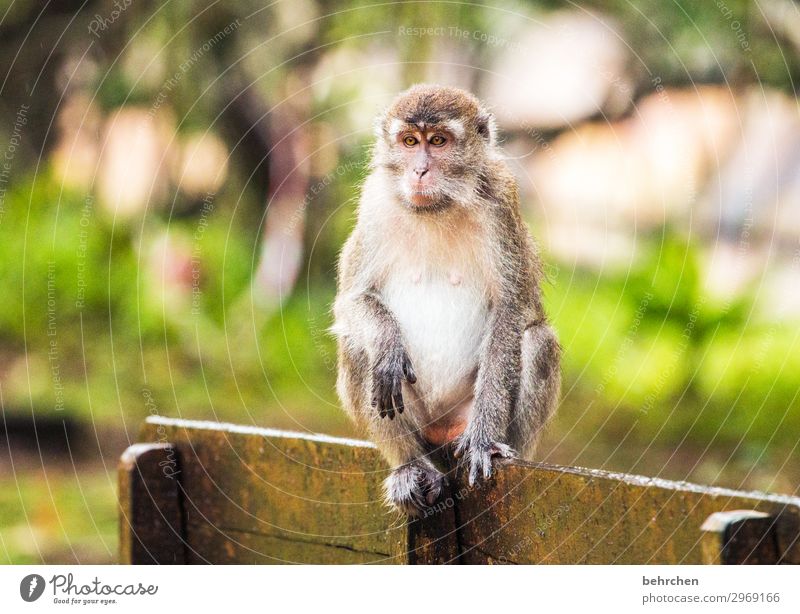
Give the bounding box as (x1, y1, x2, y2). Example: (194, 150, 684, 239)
(407, 478, 460, 564)
(124, 417, 800, 564)
(774, 507, 800, 563)
(700, 510, 779, 564)
(182, 521, 392, 564)
(454, 462, 800, 564)
(138, 417, 457, 564)
(118, 443, 185, 564)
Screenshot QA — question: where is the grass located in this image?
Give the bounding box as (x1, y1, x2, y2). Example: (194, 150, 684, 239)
(0, 465, 117, 564)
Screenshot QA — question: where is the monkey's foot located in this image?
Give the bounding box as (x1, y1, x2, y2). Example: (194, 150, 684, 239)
(454, 434, 515, 486)
(384, 461, 445, 517)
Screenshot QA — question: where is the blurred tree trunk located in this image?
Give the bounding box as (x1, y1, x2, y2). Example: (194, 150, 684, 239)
(253, 80, 312, 310)
(0, 0, 103, 156)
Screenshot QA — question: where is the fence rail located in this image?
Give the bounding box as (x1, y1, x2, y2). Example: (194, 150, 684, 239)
(118, 416, 800, 564)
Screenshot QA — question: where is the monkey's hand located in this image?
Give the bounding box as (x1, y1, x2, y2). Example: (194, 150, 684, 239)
(453, 427, 515, 486)
(370, 347, 416, 420)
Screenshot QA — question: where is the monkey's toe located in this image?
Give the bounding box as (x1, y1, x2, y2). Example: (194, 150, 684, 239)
(457, 438, 516, 486)
(384, 462, 445, 517)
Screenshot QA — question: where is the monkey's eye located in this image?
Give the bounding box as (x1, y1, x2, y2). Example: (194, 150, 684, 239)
(429, 134, 446, 146)
(403, 135, 418, 147)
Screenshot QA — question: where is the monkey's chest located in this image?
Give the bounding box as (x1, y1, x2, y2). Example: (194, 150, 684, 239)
(382, 270, 489, 409)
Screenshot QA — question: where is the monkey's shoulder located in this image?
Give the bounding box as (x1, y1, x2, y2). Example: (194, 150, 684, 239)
(478, 159, 520, 207)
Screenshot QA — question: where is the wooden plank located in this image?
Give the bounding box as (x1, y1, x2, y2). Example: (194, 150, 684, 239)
(453, 462, 800, 564)
(118, 443, 185, 564)
(138, 417, 458, 564)
(183, 521, 392, 564)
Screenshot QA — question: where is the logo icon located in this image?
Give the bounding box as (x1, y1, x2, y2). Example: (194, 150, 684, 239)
(20, 574, 45, 602)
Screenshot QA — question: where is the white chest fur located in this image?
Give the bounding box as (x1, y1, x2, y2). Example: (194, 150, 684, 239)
(378, 212, 491, 415)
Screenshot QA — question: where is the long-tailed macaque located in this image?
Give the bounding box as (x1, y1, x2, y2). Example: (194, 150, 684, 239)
(332, 84, 560, 515)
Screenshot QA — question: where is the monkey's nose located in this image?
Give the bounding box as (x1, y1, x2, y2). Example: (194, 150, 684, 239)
(414, 168, 429, 179)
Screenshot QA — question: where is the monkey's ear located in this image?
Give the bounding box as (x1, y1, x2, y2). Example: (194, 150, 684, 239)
(476, 109, 497, 145)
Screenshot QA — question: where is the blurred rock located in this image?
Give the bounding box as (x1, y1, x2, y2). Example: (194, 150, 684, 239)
(173, 131, 229, 198)
(145, 230, 194, 314)
(758, 258, 800, 321)
(701, 241, 769, 304)
(51, 94, 102, 192)
(527, 86, 738, 269)
(121, 31, 168, 93)
(484, 10, 631, 130)
(544, 224, 638, 274)
(703, 87, 800, 242)
(96, 107, 173, 219)
(311, 46, 402, 133)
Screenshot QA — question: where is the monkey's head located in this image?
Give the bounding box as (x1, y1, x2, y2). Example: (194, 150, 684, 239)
(374, 84, 497, 211)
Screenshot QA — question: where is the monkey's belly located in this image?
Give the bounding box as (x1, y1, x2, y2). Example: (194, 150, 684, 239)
(421, 396, 472, 445)
(383, 273, 488, 426)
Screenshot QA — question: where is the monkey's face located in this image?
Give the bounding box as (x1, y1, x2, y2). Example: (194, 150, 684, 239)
(394, 126, 462, 209)
(376, 85, 496, 212)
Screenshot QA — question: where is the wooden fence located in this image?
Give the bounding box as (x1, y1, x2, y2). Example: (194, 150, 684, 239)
(119, 416, 800, 564)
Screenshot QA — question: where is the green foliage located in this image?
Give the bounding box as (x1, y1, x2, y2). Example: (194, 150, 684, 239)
(549, 231, 800, 448)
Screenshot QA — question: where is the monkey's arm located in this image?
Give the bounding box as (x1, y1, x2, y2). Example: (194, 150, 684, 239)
(455, 303, 524, 484)
(456, 184, 539, 484)
(333, 234, 416, 420)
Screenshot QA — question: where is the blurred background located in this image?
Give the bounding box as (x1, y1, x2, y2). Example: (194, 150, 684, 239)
(1, 0, 799, 563)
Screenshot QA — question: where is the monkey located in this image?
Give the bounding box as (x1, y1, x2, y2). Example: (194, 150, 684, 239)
(332, 84, 560, 516)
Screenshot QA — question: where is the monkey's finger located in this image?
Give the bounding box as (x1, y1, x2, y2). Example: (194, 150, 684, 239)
(372, 390, 389, 418)
(391, 380, 404, 414)
(391, 393, 404, 415)
(402, 360, 417, 384)
(381, 384, 394, 418)
(371, 393, 384, 417)
(379, 383, 396, 419)
(371, 377, 382, 405)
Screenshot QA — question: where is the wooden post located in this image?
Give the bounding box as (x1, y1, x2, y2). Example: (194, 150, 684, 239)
(774, 506, 800, 564)
(118, 443, 186, 564)
(700, 510, 779, 564)
(407, 478, 460, 564)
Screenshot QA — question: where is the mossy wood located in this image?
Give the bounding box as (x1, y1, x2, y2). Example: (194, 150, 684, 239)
(119, 416, 800, 564)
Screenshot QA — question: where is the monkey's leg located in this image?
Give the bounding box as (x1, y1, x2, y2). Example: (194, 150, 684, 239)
(337, 341, 445, 516)
(508, 322, 561, 457)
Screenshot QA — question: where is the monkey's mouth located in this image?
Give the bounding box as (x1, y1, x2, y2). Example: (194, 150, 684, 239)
(406, 183, 443, 207)
(406, 193, 453, 213)
(409, 190, 436, 206)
